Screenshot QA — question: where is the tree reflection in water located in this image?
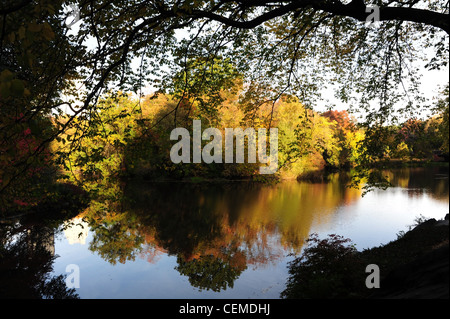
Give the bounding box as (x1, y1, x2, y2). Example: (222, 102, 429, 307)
(80, 172, 363, 292)
(0, 212, 80, 298)
(1, 166, 446, 295)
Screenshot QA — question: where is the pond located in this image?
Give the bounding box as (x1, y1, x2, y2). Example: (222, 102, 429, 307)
(1, 166, 448, 299)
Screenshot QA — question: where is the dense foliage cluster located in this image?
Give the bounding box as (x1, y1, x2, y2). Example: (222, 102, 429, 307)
(1, 0, 448, 211)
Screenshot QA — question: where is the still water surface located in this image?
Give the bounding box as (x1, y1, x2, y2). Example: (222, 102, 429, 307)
(3, 166, 449, 298)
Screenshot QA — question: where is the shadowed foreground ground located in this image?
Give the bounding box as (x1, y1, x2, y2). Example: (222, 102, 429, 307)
(366, 215, 449, 299)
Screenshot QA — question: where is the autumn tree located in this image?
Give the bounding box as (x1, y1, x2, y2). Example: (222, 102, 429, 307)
(322, 110, 360, 168)
(434, 85, 449, 155)
(1, 0, 448, 201)
(0, 0, 85, 209)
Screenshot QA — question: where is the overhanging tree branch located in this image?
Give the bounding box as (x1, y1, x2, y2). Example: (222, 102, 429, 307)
(180, 0, 449, 34)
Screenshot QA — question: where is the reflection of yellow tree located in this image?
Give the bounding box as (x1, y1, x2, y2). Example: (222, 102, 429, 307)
(228, 178, 362, 255)
(383, 169, 410, 189)
(138, 230, 168, 264)
(79, 176, 361, 272)
(382, 167, 449, 202)
(69, 174, 365, 292)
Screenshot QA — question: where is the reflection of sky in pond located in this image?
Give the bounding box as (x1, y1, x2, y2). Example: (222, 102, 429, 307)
(53, 229, 293, 298)
(311, 186, 448, 250)
(49, 167, 448, 299)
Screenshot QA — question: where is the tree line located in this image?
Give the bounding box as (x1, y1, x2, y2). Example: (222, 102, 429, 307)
(1, 0, 448, 212)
